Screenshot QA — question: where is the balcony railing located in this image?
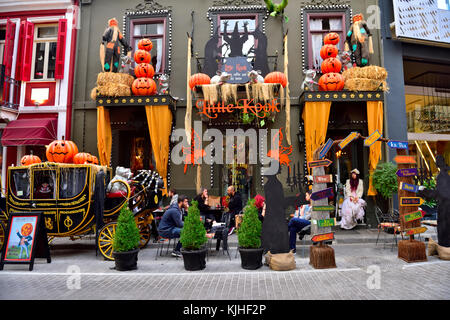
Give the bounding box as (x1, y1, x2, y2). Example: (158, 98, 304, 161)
(0, 64, 20, 111)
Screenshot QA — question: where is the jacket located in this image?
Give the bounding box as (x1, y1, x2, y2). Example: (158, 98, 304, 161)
(158, 203, 184, 237)
(228, 192, 243, 216)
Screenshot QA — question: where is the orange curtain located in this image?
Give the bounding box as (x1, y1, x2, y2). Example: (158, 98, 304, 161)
(97, 106, 112, 166)
(302, 101, 332, 168)
(367, 100, 384, 196)
(145, 105, 173, 196)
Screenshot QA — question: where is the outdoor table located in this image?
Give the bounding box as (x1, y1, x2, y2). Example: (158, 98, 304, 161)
(208, 207, 225, 223)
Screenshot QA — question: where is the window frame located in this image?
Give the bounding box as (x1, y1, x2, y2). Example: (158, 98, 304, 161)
(31, 23, 58, 81)
(0, 26, 6, 65)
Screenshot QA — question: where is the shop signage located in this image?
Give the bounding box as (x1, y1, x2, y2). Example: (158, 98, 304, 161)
(400, 197, 424, 206)
(310, 187, 334, 201)
(404, 227, 427, 236)
(196, 98, 280, 119)
(364, 130, 382, 147)
(312, 205, 335, 211)
(400, 182, 419, 193)
(403, 211, 423, 223)
(307, 159, 332, 169)
(222, 56, 252, 84)
(311, 232, 335, 243)
(338, 132, 359, 150)
(396, 168, 418, 177)
(313, 218, 336, 228)
(388, 140, 408, 149)
(318, 139, 334, 159)
(394, 155, 416, 164)
(313, 175, 333, 184)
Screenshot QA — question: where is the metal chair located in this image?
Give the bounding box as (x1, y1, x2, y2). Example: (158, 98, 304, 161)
(375, 207, 401, 251)
(155, 236, 179, 260)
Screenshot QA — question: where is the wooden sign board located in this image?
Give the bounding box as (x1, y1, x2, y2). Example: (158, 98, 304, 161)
(404, 227, 427, 236)
(403, 211, 423, 223)
(313, 175, 333, 184)
(364, 130, 382, 147)
(394, 155, 416, 164)
(310, 187, 334, 201)
(396, 168, 418, 177)
(311, 232, 335, 243)
(400, 197, 424, 206)
(388, 140, 408, 149)
(313, 218, 336, 228)
(308, 159, 332, 169)
(338, 132, 359, 150)
(318, 138, 334, 159)
(400, 182, 419, 193)
(312, 205, 335, 212)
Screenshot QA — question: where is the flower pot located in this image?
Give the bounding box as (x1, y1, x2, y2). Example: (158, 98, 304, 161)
(239, 247, 264, 270)
(112, 248, 139, 271)
(181, 247, 207, 271)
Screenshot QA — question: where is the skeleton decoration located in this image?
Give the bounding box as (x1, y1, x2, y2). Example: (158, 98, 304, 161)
(248, 70, 264, 84)
(158, 74, 170, 95)
(301, 69, 318, 91)
(210, 71, 231, 85)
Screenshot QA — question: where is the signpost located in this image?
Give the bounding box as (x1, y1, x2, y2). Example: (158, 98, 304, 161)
(318, 138, 334, 159)
(364, 130, 382, 147)
(387, 140, 408, 149)
(338, 132, 359, 150)
(307, 159, 332, 169)
(400, 197, 424, 206)
(312, 205, 335, 212)
(313, 175, 333, 184)
(402, 211, 423, 223)
(399, 182, 419, 193)
(396, 168, 418, 177)
(310, 187, 334, 201)
(311, 232, 335, 243)
(404, 227, 427, 236)
(394, 155, 416, 164)
(313, 218, 336, 228)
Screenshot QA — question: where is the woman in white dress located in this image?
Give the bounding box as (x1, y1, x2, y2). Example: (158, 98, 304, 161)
(340, 169, 366, 229)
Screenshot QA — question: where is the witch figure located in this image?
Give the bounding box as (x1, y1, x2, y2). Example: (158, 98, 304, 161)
(250, 24, 269, 76)
(223, 20, 249, 57)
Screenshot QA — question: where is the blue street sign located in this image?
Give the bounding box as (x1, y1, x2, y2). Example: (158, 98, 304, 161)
(387, 140, 408, 149)
(400, 182, 419, 193)
(319, 138, 334, 159)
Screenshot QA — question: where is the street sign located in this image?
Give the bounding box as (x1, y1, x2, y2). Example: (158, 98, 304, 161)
(404, 227, 427, 236)
(338, 132, 359, 150)
(364, 130, 382, 147)
(402, 211, 423, 223)
(313, 175, 333, 184)
(388, 140, 408, 149)
(400, 182, 419, 193)
(313, 218, 336, 228)
(394, 155, 416, 164)
(311, 232, 335, 243)
(312, 205, 335, 211)
(396, 168, 418, 177)
(400, 197, 424, 206)
(318, 138, 334, 159)
(310, 187, 334, 201)
(307, 159, 332, 169)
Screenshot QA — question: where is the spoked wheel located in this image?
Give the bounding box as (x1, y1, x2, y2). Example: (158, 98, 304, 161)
(136, 214, 152, 248)
(97, 222, 117, 261)
(0, 221, 5, 253)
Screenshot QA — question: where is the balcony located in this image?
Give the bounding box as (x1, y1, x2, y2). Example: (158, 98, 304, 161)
(0, 64, 20, 122)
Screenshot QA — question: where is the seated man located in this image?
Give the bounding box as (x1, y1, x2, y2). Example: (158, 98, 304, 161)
(158, 195, 188, 257)
(288, 192, 312, 253)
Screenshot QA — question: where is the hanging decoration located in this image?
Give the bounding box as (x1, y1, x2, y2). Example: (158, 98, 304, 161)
(283, 33, 291, 145)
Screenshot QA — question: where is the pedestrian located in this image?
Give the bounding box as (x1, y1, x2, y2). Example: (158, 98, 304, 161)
(288, 192, 312, 253)
(340, 168, 366, 230)
(254, 194, 266, 223)
(226, 186, 242, 235)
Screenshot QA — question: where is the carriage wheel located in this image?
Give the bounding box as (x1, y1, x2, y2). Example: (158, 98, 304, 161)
(0, 221, 5, 253)
(97, 222, 117, 261)
(136, 215, 151, 248)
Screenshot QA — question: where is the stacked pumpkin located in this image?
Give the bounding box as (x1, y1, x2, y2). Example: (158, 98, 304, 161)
(132, 38, 157, 96)
(318, 32, 345, 92)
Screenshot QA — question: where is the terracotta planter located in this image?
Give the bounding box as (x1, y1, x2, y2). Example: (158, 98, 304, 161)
(181, 247, 207, 271)
(239, 247, 263, 270)
(112, 248, 139, 271)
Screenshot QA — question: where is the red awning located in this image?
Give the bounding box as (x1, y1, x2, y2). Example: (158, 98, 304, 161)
(1, 117, 57, 146)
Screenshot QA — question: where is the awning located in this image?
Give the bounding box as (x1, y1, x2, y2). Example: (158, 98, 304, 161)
(1, 116, 57, 146)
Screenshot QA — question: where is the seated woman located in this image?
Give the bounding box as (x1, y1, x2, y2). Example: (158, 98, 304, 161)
(340, 168, 366, 230)
(194, 188, 214, 231)
(288, 192, 312, 253)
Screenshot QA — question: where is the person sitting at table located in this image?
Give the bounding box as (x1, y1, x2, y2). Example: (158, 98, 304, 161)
(288, 191, 312, 253)
(164, 188, 178, 210)
(158, 195, 188, 258)
(226, 185, 243, 235)
(194, 188, 214, 231)
(254, 194, 266, 223)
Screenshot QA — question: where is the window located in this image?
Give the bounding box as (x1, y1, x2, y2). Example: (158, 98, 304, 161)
(11, 169, 30, 199)
(131, 19, 166, 74)
(218, 15, 257, 60)
(0, 27, 5, 65)
(31, 24, 58, 80)
(59, 167, 87, 199)
(33, 169, 56, 199)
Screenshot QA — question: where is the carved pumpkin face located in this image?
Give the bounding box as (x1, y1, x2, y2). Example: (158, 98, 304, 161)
(264, 71, 288, 88)
(134, 63, 155, 78)
(320, 44, 338, 60)
(318, 73, 345, 91)
(73, 152, 93, 165)
(46, 139, 78, 163)
(137, 38, 153, 51)
(321, 57, 342, 74)
(132, 78, 157, 96)
(21, 154, 41, 166)
(188, 73, 211, 90)
(133, 49, 151, 64)
(324, 32, 340, 45)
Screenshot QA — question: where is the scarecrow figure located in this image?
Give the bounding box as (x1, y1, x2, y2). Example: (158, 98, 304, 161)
(100, 18, 132, 73)
(345, 14, 374, 67)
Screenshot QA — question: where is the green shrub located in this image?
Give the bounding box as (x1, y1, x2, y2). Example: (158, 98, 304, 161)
(422, 177, 437, 208)
(238, 199, 262, 249)
(180, 200, 207, 250)
(112, 207, 140, 252)
(373, 162, 398, 199)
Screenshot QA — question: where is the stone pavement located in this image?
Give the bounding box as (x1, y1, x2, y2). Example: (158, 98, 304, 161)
(0, 228, 449, 300)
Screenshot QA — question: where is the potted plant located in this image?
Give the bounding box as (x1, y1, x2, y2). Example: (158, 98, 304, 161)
(112, 206, 141, 271)
(420, 177, 437, 220)
(373, 162, 398, 213)
(180, 200, 208, 271)
(238, 199, 263, 270)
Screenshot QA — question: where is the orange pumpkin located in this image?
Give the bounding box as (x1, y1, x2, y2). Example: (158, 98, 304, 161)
(264, 71, 288, 88)
(321, 57, 342, 74)
(318, 72, 345, 91)
(134, 63, 155, 78)
(21, 223, 33, 237)
(73, 152, 93, 164)
(137, 38, 153, 51)
(189, 73, 211, 90)
(324, 32, 340, 45)
(133, 49, 151, 64)
(132, 78, 157, 96)
(20, 153, 41, 166)
(90, 155, 99, 165)
(320, 44, 338, 60)
(46, 138, 78, 163)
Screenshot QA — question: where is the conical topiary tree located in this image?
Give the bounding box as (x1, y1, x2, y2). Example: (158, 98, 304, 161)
(180, 200, 207, 250)
(238, 199, 262, 249)
(113, 206, 140, 252)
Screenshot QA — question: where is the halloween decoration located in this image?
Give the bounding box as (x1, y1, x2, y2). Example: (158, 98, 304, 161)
(342, 66, 389, 92)
(158, 74, 170, 95)
(264, 0, 289, 22)
(203, 26, 225, 78)
(318, 72, 345, 91)
(134, 49, 151, 64)
(248, 70, 264, 84)
(338, 51, 352, 71)
(100, 18, 132, 73)
(137, 38, 153, 51)
(301, 69, 318, 91)
(251, 24, 270, 77)
(324, 32, 340, 45)
(120, 54, 133, 75)
(73, 152, 94, 165)
(20, 152, 41, 166)
(222, 20, 249, 57)
(210, 71, 231, 85)
(46, 138, 79, 163)
(345, 14, 374, 67)
(267, 129, 293, 173)
(264, 71, 287, 88)
(132, 78, 157, 96)
(321, 57, 342, 74)
(320, 44, 338, 60)
(91, 72, 134, 100)
(189, 73, 211, 90)
(134, 63, 155, 78)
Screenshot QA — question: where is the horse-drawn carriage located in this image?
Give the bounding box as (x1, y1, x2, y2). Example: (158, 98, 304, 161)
(0, 162, 164, 260)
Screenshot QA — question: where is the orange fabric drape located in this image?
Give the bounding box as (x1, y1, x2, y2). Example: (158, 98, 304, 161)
(145, 105, 173, 196)
(367, 100, 384, 196)
(302, 101, 332, 167)
(97, 106, 112, 166)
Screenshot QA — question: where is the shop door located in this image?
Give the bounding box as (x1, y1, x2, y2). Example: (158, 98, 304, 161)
(117, 130, 154, 172)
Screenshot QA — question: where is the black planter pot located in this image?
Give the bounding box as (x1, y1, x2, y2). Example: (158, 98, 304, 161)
(181, 247, 207, 271)
(239, 247, 263, 270)
(112, 248, 139, 271)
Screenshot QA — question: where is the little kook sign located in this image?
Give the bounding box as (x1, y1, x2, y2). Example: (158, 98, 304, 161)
(195, 99, 281, 119)
(171, 121, 289, 175)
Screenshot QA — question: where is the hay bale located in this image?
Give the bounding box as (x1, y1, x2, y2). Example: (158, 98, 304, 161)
(344, 78, 388, 92)
(96, 83, 131, 97)
(342, 66, 388, 81)
(97, 72, 134, 87)
(398, 239, 427, 263)
(310, 244, 336, 269)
